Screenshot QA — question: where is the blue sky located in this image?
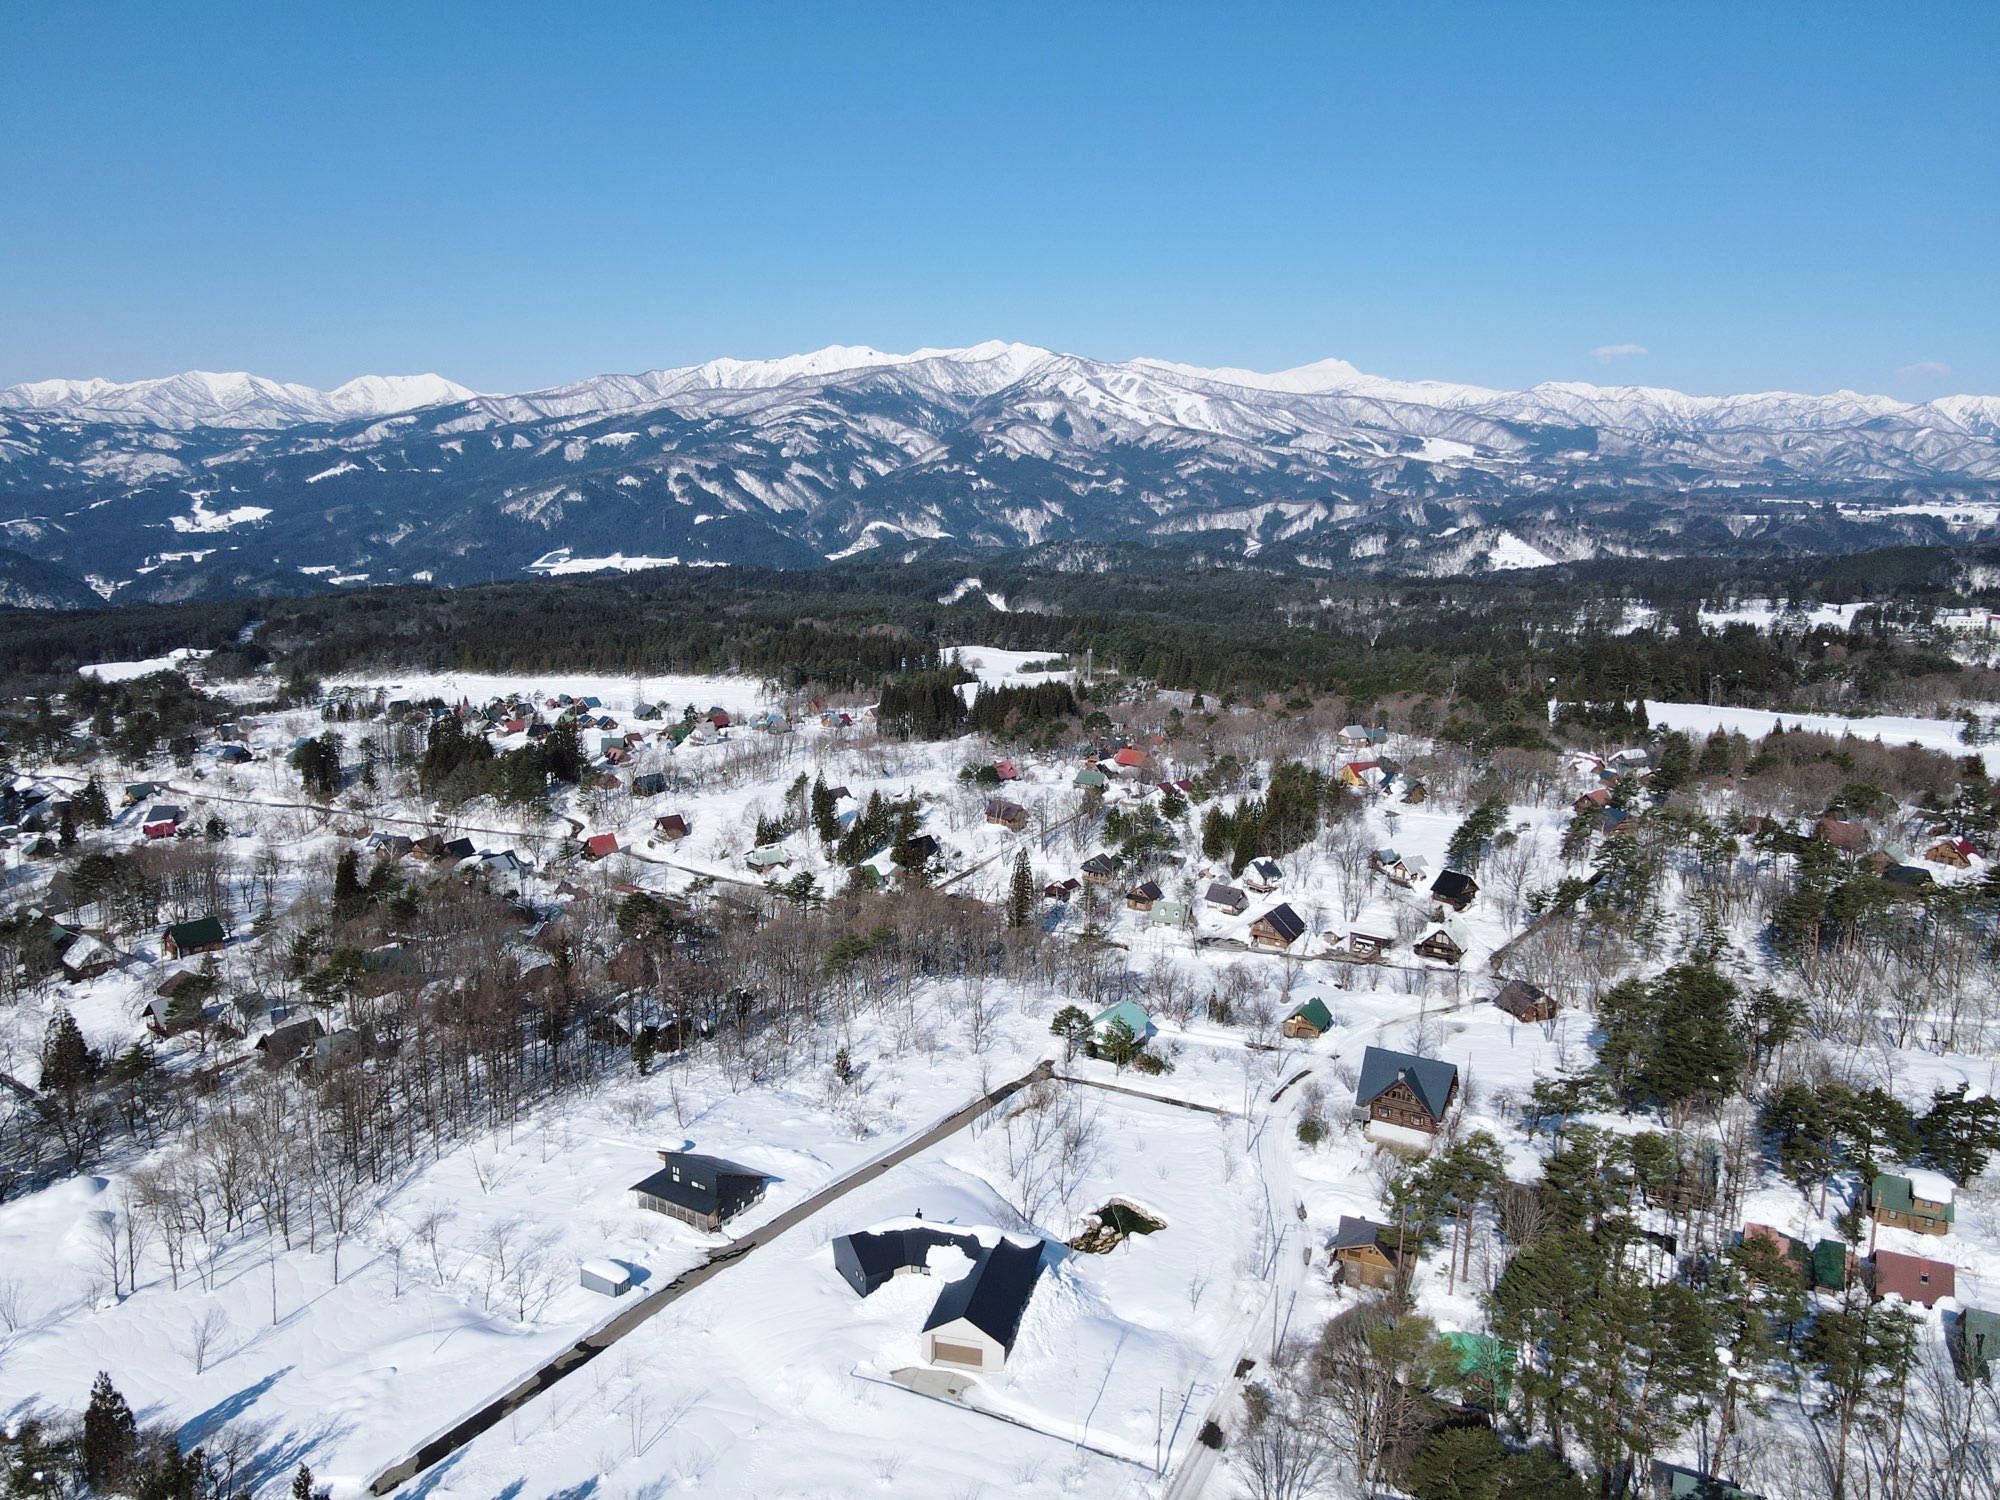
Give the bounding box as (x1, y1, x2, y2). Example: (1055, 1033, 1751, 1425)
(3, 4, 1995, 397)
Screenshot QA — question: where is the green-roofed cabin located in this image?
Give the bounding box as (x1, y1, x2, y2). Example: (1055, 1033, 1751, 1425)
(1811, 1238, 1851, 1291)
(162, 915, 227, 960)
(1870, 1171, 1955, 1235)
(1283, 997, 1334, 1040)
(1441, 1330, 1516, 1408)
(1956, 1307, 2000, 1383)
(1075, 767, 1109, 790)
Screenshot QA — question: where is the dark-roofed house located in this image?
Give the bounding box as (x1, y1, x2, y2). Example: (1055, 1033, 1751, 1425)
(1330, 1216, 1413, 1290)
(1079, 853, 1120, 885)
(1356, 1045, 1460, 1135)
(1430, 870, 1479, 911)
(1205, 882, 1248, 915)
(832, 1224, 985, 1298)
(142, 804, 184, 839)
(920, 1237, 1045, 1371)
(162, 915, 227, 960)
(1125, 879, 1163, 911)
(630, 1150, 768, 1232)
(255, 1016, 326, 1069)
(1243, 857, 1282, 892)
(984, 798, 1028, 833)
(653, 813, 690, 841)
(1413, 919, 1470, 965)
(1283, 997, 1334, 1040)
(1816, 817, 1869, 854)
(1872, 1248, 1955, 1308)
(632, 773, 668, 797)
(1248, 903, 1305, 951)
(1491, 979, 1558, 1023)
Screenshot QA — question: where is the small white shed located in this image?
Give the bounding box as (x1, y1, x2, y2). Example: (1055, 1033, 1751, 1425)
(580, 1258, 634, 1297)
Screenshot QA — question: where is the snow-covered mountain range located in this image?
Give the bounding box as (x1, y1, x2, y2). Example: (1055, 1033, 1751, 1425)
(4, 342, 1999, 604)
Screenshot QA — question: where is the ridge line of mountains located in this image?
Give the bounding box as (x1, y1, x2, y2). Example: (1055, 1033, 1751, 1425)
(3, 342, 1998, 609)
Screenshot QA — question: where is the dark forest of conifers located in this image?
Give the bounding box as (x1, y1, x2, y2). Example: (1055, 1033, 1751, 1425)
(0, 542, 1991, 716)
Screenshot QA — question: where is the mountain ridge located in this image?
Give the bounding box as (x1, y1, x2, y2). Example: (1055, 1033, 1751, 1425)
(5, 342, 2000, 607)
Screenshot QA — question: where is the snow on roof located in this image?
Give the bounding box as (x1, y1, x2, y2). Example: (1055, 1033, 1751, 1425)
(580, 1258, 631, 1285)
(1904, 1167, 1956, 1204)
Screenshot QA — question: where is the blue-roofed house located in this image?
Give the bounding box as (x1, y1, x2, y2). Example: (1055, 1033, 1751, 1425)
(1090, 1000, 1155, 1049)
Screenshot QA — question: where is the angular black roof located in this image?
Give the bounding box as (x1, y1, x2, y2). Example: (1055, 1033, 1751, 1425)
(1356, 1045, 1459, 1119)
(1253, 903, 1305, 941)
(1431, 870, 1478, 898)
(630, 1151, 766, 1217)
(921, 1236, 1045, 1352)
(1206, 882, 1245, 905)
(1331, 1215, 1397, 1252)
(838, 1225, 984, 1283)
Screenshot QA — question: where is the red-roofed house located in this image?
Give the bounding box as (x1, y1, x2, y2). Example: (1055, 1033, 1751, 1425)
(584, 834, 621, 860)
(1872, 1249, 1955, 1307)
(993, 759, 1018, 782)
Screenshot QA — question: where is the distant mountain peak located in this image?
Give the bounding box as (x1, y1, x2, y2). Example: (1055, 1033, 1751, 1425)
(0, 369, 477, 428)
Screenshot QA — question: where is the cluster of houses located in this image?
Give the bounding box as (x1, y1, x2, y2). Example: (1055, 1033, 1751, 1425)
(1743, 1168, 1992, 1387)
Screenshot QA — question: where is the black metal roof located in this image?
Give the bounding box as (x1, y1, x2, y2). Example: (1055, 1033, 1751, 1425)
(837, 1225, 984, 1283)
(921, 1237, 1045, 1352)
(630, 1151, 766, 1217)
(1253, 903, 1305, 941)
(1431, 870, 1478, 898)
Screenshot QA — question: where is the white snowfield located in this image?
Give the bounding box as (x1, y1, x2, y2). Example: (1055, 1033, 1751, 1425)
(1643, 699, 2000, 771)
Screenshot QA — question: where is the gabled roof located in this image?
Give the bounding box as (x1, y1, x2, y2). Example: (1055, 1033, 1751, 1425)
(164, 915, 227, 951)
(584, 833, 620, 859)
(1356, 1045, 1458, 1119)
(1091, 1000, 1155, 1040)
(921, 1236, 1044, 1353)
(1148, 900, 1189, 925)
(1288, 996, 1334, 1033)
(1872, 1248, 1955, 1305)
(144, 804, 184, 824)
(630, 1151, 766, 1217)
(1251, 903, 1305, 942)
(1431, 869, 1478, 899)
(1127, 879, 1163, 902)
(1080, 853, 1119, 877)
(1330, 1215, 1407, 1261)
(1205, 882, 1246, 906)
(1248, 858, 1282, 881)
(1491, 979, 1553, 1017)
(1873, 1170, 1955, 1218)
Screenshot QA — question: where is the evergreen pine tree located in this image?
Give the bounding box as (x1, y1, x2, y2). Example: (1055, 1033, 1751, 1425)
(331, 848, 365, 920)
(40, 1007, 99, 1099)
(810, 774, 838, 845)
(1006, 848, 1035, 928)
(81, 1371, 136, 1488)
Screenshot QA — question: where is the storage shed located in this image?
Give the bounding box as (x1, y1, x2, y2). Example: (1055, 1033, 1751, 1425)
(579, 1259, 634, 1297)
